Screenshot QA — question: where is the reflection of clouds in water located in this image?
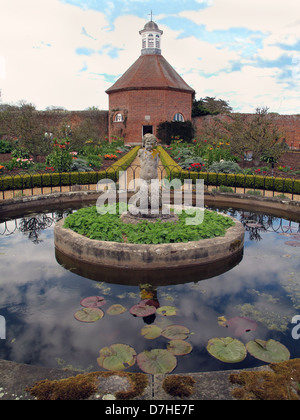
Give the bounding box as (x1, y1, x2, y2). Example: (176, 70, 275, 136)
(0, 212, 299, 372)
(0, 230, 66, 307)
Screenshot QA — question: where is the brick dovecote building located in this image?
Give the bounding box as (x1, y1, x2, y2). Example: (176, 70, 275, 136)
(106, 19, 195, 144)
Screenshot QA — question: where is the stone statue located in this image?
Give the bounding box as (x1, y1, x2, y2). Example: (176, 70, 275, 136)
(138, 134, 161, 212)
(123, 133, 178, 223)
(138, 133, 160, 182)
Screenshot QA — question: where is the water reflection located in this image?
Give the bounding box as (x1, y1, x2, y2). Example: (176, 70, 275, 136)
(0, 207, 299, 373)
(55, 247, 244, 286)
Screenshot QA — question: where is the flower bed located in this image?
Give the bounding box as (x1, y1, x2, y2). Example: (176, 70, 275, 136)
(158, 146, 300, 196)
(0, 146, 140, 192)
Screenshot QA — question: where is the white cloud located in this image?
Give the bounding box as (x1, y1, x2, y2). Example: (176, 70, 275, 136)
(0, 0, 299, 113)
(180, 0, 300, 33)
(0, 0, 113, 109)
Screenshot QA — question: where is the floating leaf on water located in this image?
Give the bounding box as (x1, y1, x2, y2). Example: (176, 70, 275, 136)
(246, 339, 290, 364)
(218, 316, 228, 327)
(129, 300, 157, 317)
(97, 344, 136, 371)
(106, 304, 127, 315)
(137, 349, 177, 374)
(226, 316, 257, 337)
(207, 337, 247, 363)
(167, 339, 193, 356)
(80, 296, 106, 308)
(161, 325, 190, 340)
(141, 324, 162, 339)
(284, 241, 300, 247)
(157, 306, 177, 316)
(74, 307, 104, 323)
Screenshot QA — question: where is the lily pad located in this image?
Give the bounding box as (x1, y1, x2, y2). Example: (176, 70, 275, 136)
(141, 325, 162, 340)
(226, 316, 257, 337)
(106, 304, 127, 315)
(156, 306, 177, 316)
(97, 344, 136, 371)
(218, 316, 228, 327)
(246, 339, 290, 363)
(207, 337, 247, 363)
(129, 300, 157, 317)
(74, 307, 104, 323)
(167, 339, 193, 356)
(137, 349, 177, 374)
(162, 325, 190, 340)
(80, 296, 106, 308)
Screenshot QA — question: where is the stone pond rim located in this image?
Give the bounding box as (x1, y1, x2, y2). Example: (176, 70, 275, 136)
(54, 214, 245, 270)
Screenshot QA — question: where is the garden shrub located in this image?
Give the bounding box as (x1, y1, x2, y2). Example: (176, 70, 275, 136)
(0, 140, 12, 154)
(208, 160, 241, 174)
(0, 146, 140, 191)
(158, 146, 300, 195)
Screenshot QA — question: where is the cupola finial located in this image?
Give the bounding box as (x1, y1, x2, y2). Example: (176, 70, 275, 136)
(139, 17, 163, 56)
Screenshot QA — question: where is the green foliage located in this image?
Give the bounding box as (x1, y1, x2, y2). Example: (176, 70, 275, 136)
(192, 96, 232, 117)
(208, 160, 241, 174)
(70, 158, 93, 172)
(158, 146, 300, 195)
(212, 185, 234, 193)
(63, 205, 235, 244)
(46, 138, 73, 172)
(0, 140, 13, 154)
(0, 146, 140, 191)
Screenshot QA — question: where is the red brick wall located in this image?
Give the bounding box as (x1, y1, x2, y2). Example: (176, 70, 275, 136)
(37, 110, 108, 139)
(193, 114, 300, 150)
(108, 89, 193, 144)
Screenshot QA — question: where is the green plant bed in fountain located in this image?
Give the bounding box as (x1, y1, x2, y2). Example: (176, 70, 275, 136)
(55, 205, 244, 270)
(63, 204, 235, 244)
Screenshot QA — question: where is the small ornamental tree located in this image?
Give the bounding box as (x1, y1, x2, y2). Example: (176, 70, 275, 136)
(221, 107, 286, 162)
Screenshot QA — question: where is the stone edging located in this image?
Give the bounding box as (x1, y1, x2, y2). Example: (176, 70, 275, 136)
(54, 214, 245, 270)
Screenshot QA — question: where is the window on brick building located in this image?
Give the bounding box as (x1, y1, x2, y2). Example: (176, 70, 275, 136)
(114, 113, 123, 122)
(173, 113, 185, 122)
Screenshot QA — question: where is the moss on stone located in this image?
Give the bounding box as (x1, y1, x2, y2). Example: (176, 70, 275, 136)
(230, 359, 300, 400)
(162, 375, 196, 398)
(26, 371, 149, 401)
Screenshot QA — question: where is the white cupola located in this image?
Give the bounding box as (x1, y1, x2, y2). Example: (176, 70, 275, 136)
(139, 19, 163, 55)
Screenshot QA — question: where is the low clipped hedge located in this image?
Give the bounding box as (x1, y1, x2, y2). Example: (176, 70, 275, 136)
(158, 146, 300, 195)
(0, 146, 140, 192)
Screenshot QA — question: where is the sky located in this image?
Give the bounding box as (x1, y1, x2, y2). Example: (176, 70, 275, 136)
(0, 0, 300, 114)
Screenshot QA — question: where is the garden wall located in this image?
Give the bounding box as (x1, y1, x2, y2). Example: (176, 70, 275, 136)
(193, 114, 300, 150)
(37, 110, 109, 138)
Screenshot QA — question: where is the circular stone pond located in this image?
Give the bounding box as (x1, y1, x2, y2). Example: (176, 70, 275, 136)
(0, 195, 299, 375)
(54, 206, 244, 270)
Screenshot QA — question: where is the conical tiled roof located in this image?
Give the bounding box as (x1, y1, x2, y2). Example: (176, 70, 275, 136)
(106, 54, 195, 94)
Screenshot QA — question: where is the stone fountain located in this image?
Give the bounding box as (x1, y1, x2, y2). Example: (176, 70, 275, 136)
(54, 133, 244, 271)
(120, 133, 178, 224)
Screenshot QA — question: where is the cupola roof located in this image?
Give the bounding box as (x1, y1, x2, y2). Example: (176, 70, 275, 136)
(106, 19, 194, 95)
